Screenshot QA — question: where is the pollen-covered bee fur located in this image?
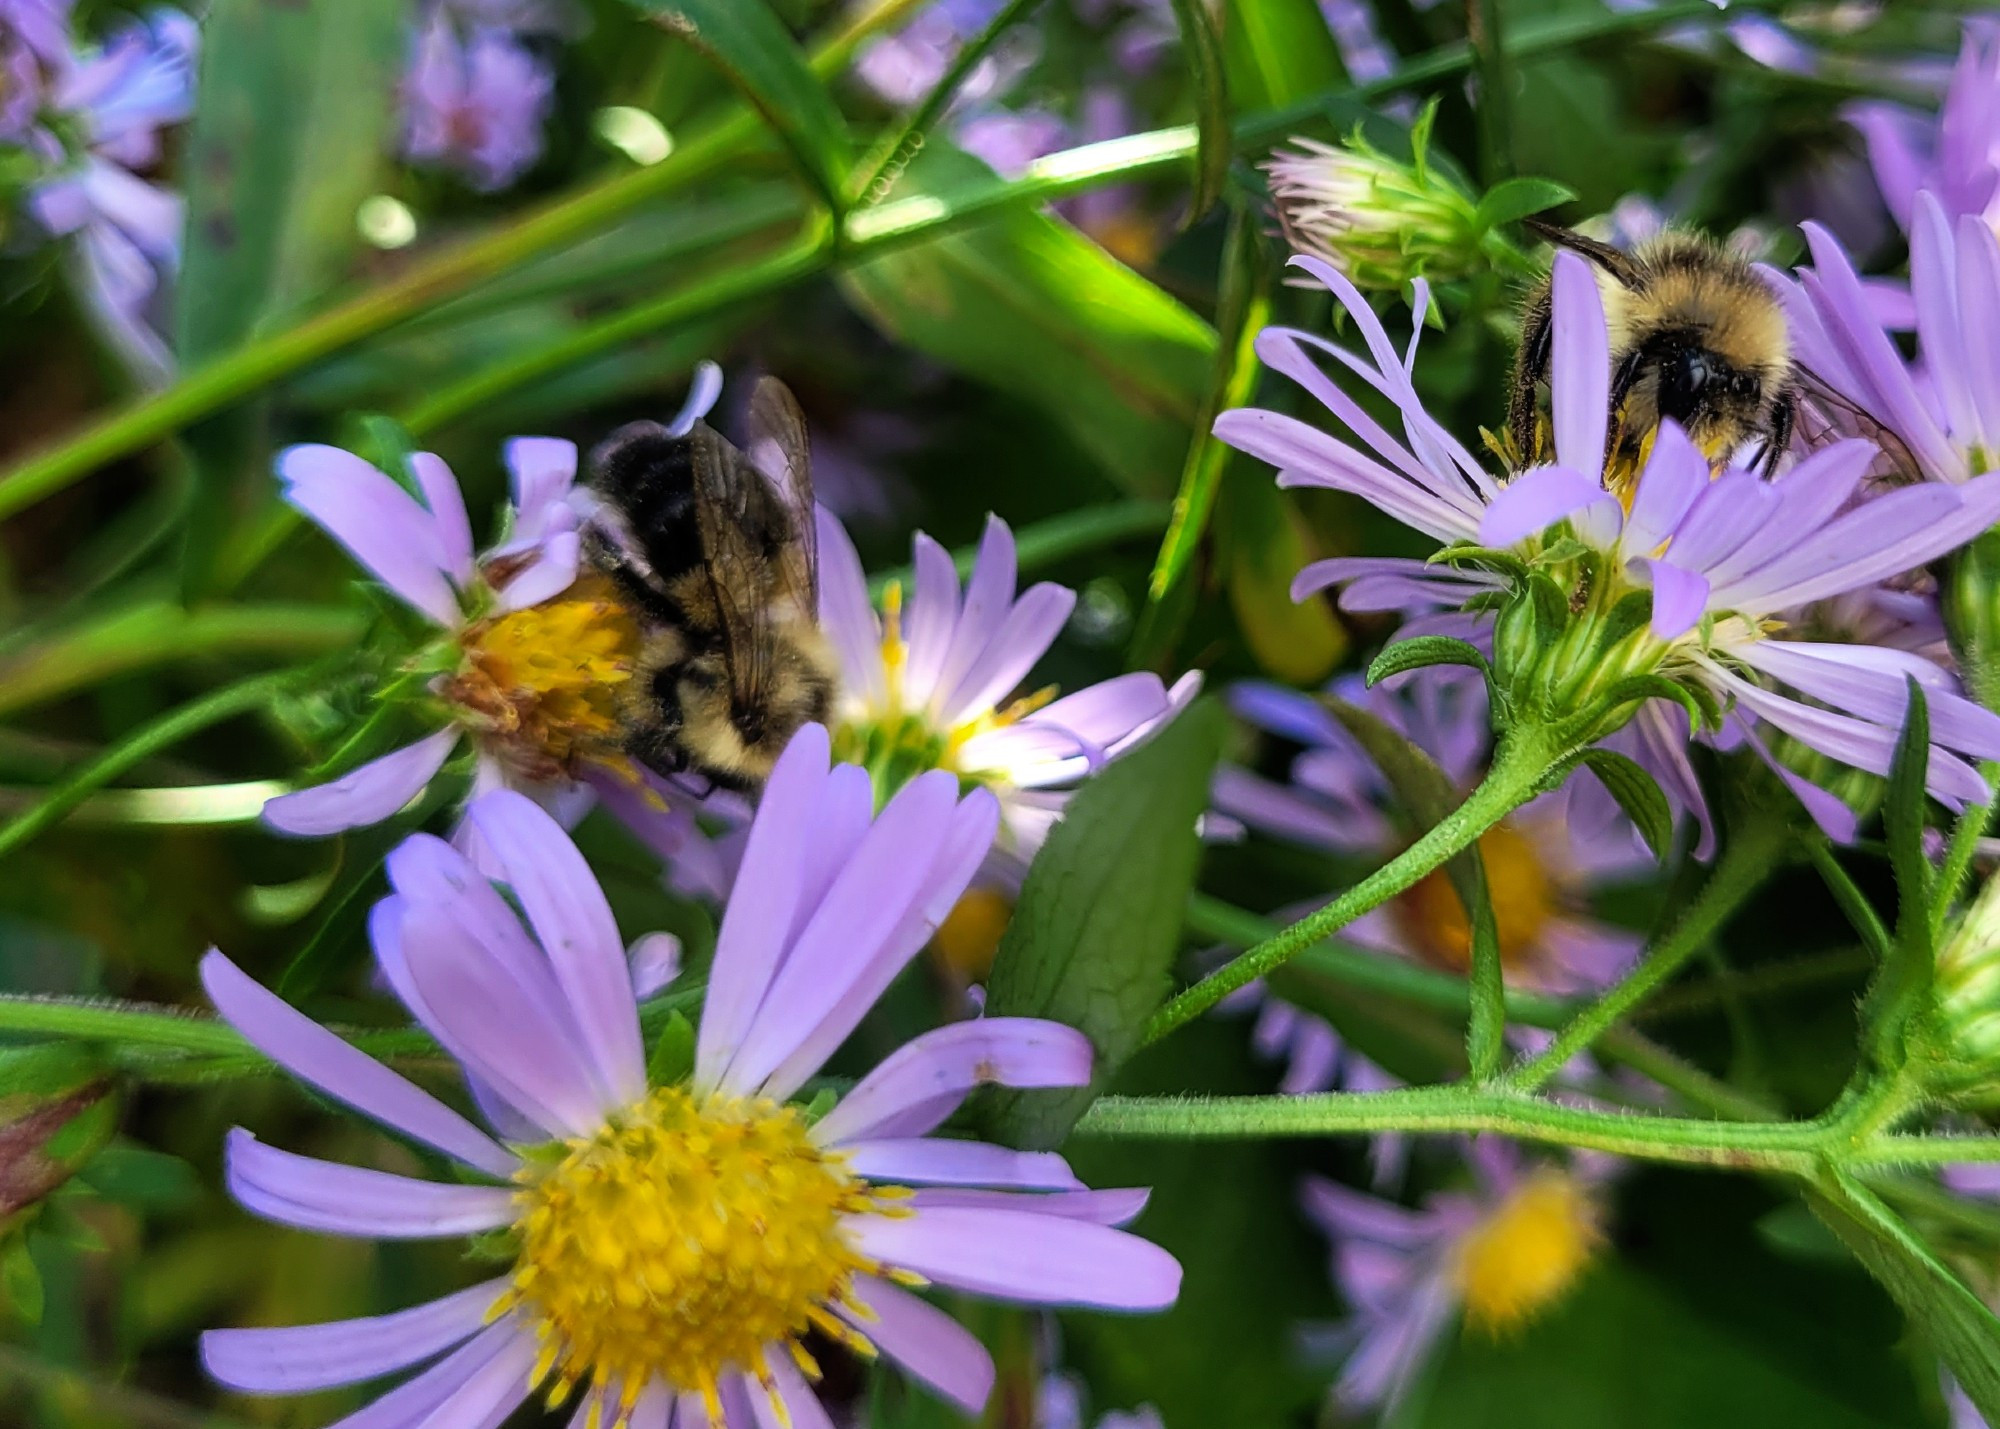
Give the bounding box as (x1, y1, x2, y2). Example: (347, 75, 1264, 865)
(583, 376, 838, 793)
(1508, 221, 1796, 478)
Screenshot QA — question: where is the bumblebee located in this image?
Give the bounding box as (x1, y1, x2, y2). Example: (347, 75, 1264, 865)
(1508, 220, 1798, 477)
(584, 377, 836, 792)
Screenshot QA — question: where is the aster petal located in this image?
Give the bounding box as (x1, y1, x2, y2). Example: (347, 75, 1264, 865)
(938, 582, 1077, 728)
(755, 786, 1000, 1100)
(492, 529, 583, 614)
(223, 1130, 514, 1239)
(1300, 1175, 1434, 1247)
(1731, 641, 2000, 759)
(1622, 422, 1707, 557)
(851, 1206, 1181, 1311)
(405, 453, 476, 584)
(1549, 252, 1611, 474)
(201, 1280, 505, 1393)
(815, 510, 886, 708)
(1228, 681, 1344, 747)
(752, 1360, 836, 1429)
(666, 360, 724, 438)
(1911, 196, 1984, 449)
(1631, 559, 1711, 641)
(843, 1275, 994, 1415)
(1731, 716, 1863, 845)
(694, 724, 831, 1092)
(1477, 465, 1618, 550)
(324, 1318, 536, 1429)
(814, 1018, 1093, 1145)
(465, 791, 646, 1107)
(1217, 407, 1478, 545)
(1211, 766, 1373, 853)
(928, 516, 1020, 718)
(198, 952, 516, 1178)
(501, 437, 579, 538)
(724, 770, 962, 1096)
(843, 1140, 1084, 1190)
(1290, 557, 1500, 613)
(907, 1187, 1152, 1226)
(902, 532, 963, 709)
(262, 730, 460, 837)
(277, 445, 461, 625)
(792, 762, 877, 934)
(1956, 212, 2000, 452)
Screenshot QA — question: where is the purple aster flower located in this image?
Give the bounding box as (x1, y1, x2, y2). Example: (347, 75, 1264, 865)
(1848, 23, 2000, 235)
(1037, 1372, 1165, 1429)
(203, 730, 1179, 1425)
(1774, 199, 2000, 488)
(1304, 1140, 1610, 1417)
(0, 0, 71, 142)
(818, 508, 1201, 871)
(25, 7, 195, 386)
(1216, 250, 2000, 843)
(261, 368, 725, 841)
(1217, 670, 1648, 997)
(401, 8, 553, 192)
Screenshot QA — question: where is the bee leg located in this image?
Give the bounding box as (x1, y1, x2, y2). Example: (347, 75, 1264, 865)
(1759, 386, 1797, 479)
(1507, 286, 1554, 463)
(583, 527, 682, 627)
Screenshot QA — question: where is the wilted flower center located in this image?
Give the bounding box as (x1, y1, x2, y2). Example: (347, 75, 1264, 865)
(1451, 1169, 1601, 1334)
(1390, 824, 1556, 974)
(833, 579, 1057, 801)
(501, 1085, 894, 1422)
(443, 573, 640, 779)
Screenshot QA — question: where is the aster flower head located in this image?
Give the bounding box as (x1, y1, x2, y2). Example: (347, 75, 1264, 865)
(261, 368, 724, 840)
(204, 730, 1179, 1426)
(402, 8, 554, 192)
(1305, 1140, 1610, 1415)
(818, 508, 1200, 870)
(1215, 249, 2000, 843)
(24, 6, 195, 385)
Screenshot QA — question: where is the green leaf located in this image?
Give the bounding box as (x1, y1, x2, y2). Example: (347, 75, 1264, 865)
(1168, 0, 1231, 220)
(627, 0, 851, 207)
(1216, 469, 1346, 684)
(840, 146, 1216, 500)
(1325, 697, 1460, 829)
(1811, 1172, 2000, 1422)
(1579, 749, 1674, 862)
(1886, 679, 1935, 939)
(1475, 175, 1579, 231)
(1148, 210, 1265, 604)
(647, 1011, 696, 1088)
(1366, 635, 1492, 688)
(0, 1046, 120, 1222)
(1, 1238, 41, 1324)
(1218, 0, 1346, 110)
(980, 700, 1226, 1149)
(176, 0, 406, 365)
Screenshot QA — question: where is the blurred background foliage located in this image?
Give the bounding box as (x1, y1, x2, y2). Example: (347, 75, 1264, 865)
(0, 0, 1991, 1424)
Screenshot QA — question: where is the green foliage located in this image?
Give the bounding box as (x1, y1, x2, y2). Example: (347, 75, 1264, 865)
(1578, 748, 1674, 862)
(981, 699, 1225, 1149)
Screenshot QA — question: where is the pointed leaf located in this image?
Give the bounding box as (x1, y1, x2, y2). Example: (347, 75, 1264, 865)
(1474, 176, 1579, 231)
(625, 0, 851, 207)
(1886, 679, 1935, 940)
(1366, 636, 1492, 689)
(980, 700, 1226, 1149)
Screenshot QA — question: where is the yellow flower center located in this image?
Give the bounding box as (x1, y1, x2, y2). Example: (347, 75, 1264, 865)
(1452, 1168, 1601, 1335)
(444, 573, 640, 782)
(931, 886, 1015, 983)
(498, 1086, 898, 1423)
(1390, 824, 1558, 977)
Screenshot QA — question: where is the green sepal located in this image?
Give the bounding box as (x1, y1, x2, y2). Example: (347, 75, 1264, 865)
(1578, 748, 1676, 862)
(646, 1010, 697, 1089)
(1365, 636, 1491, 688)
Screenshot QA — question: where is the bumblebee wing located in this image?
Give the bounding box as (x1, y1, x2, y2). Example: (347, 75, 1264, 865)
(1791, 365, 1926, 485)
(1523, 218, 1642, 288)
(744, 376, 818, 614)
(689, 423, 783, 715)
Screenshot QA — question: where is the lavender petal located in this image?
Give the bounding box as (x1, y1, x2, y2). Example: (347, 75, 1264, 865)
(843, 1274, 994, 1414)
(223, 1129, 514, 1238)
(850, 1206, 1182, 1310)
(201, 1280, 503, 1393)
(262, 730, 459, 838)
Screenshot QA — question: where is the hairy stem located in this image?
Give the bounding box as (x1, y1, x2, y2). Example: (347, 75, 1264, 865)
(1147, 725, 1560, 1043)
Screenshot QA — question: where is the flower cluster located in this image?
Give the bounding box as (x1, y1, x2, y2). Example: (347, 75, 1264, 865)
(206, 728, 1180, 1426)
(1217, 249, 2000, 845)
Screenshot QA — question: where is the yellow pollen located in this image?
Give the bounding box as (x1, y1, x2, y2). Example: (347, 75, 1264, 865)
(444, 573, 640, 781)
(1452, 1169, 1602, 1335)
(1390, 824, 1558, 977)
(497, 1086, 896, 1418)
(931, 886, 1015, 982)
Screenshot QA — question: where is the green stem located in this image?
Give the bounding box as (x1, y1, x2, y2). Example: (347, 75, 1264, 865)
(1147, 725, 1559, 1044)
(0, 0, 1776, 516)
(1468, 0, 1514, 183)
(852, 0, 1048, 205)
(0, 673, 297, 862)
(0, 600, 362, 717)
(1850, 1136, 2000, 1167)
(1507, 813, 1788, 1091)
(1074, 1086, 1821, 1172)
